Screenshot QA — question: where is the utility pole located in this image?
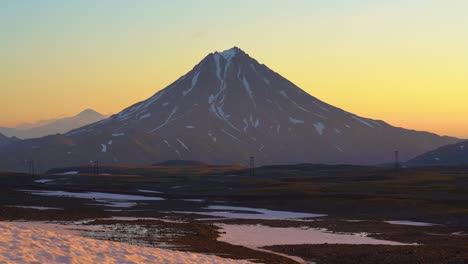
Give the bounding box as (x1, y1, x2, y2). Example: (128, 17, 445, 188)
(27, 160, 35, 177)
(249, 156, 255, 177)
(92, 160, 99, 176)
(95, 160, 99, 176)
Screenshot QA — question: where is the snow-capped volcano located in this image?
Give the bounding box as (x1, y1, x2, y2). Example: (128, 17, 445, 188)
(0, 47, 460, 171)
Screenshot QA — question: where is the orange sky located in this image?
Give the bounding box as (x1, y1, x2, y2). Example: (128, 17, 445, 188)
(1, 1, 467, 138)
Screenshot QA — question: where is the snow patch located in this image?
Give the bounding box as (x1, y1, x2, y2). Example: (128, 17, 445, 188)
(279, 90, 311, 113)
(151, 107, 178, 132)
(208, 132, 217, 142)
(0, 222, 250, 264)
(289, 117, 304, 125)
(101, 144, 107, 153)
(242, 76, 256, 108)
(313, 122, 326, 135)
(176, 138, 190, 152)
(183, 71, 200, 96)
(350, 115, 375, 128)
(139, 113, 151, 120)
(385, 220, 437, 227)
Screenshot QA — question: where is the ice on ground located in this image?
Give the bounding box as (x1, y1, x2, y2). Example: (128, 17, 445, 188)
(23, 190, 164, 201)
(34, 179, 55, 184)
(137, 189, 164, 194)
(7, 206, 63, 210)
(22, 190, 164, 208)
(171, 205, 326, 220)
(217, 224, 415, 248)
(0, 222, 251, 264)
(180, 199, 205, 203)
(385, 220, 438, 227)
(59, 171, 79, 175)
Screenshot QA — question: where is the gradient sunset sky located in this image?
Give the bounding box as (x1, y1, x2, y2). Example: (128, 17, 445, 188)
(1, 1, 467, 138)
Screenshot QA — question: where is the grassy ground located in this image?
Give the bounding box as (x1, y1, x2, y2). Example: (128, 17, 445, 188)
(1, 164, 468, 263)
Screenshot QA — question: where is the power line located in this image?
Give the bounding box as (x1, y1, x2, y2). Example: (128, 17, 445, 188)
(394, 150, 400, 170)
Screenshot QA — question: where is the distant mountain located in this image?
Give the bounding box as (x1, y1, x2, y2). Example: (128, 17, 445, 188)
(0, 109, 106, 139)
(405, 140, 468, 166)
(0, 133, 19, 148)
(0, 47, 461, 172)
(153, 160, 210, 167)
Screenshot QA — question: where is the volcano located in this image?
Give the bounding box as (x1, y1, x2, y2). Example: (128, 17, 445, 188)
(0, 47, 460, 172)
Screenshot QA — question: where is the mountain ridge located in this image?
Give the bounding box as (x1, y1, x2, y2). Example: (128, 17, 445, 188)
(0, 109, 106, 139)
(0, 47, 460, 172)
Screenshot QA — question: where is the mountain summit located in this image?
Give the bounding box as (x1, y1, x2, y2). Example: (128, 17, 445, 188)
(0, 47, 460, 171)
(0, 109, 106, 139)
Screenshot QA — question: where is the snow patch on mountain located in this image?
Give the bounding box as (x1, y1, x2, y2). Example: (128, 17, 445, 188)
(151, 107, 178, 132)
(176, 138, 190, 152)
(313, 122, 326, 135)
(350, 115, 374, 128)
(289, 117, 304, 125)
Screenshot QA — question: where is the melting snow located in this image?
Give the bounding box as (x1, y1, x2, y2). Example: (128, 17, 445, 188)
(112, 133, 125, 137)
(151, 107, 178, 132)
(22, 190, 164, 208)
(242, 76, 256, 108)
(139, 113, 151, 120)
(335, 145, 344, 152)
(58, 171, 79, 175)
(137, 189, 164, 194)
(186, 125, 195, 129)
(279, 90, 311, 113)
(176, 138, 190, 152)
(0, 222, 250, 264)
(313, 122, 325, 135)
(163, 139, 182, 158)
(172, 205, 325, 220)
(385, 220, 437, 227)
(217, 224, 414, 248)
(289, 117, 304, 125)
(350, 115, 375, 128)
(23, 190, 165, 201)
(220, 48, 237, 61)
(34, 179, 55, 184)
(7, 206, 63, 210)
(208, 132, 217, 142)
(221, 129, 241, 142)
(101, 144, 107, 153)
(108, 140, 113, 145)
(183, 71, 200, 96)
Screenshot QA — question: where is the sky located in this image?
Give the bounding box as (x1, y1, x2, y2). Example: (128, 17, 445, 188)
(1, 0, 467, 138)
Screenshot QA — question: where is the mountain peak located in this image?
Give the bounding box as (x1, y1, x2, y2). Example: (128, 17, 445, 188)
(214, 47, 246, 60)
(78, 109, 102, 117)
